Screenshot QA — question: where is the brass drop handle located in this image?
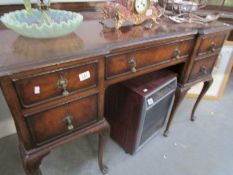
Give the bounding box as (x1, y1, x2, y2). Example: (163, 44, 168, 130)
(64, 115, 74, 131)
(129, 57, 137, 73)
(210, 42, 216, 53)
(173, 48, 181, 59)
(200, 66, 208, 75)
(57, 76, 69, 96)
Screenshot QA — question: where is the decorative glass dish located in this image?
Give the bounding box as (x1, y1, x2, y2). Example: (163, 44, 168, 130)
(0, 9, 83, 39)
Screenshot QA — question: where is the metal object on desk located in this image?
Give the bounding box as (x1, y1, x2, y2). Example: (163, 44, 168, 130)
(159, 0, 207, 13)
(158, 0, 220, 24)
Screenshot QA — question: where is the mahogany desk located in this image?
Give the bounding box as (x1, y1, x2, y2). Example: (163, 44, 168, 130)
(0, 16, 231, 175)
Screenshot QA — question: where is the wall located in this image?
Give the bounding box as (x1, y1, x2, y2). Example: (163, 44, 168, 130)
(0, 90, 16, 138)
(0, 0, 102, 5)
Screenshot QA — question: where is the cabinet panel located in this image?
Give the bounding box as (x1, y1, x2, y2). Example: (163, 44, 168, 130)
(26, 94, 98, 146)
(106, 38, 194, 79)
(197, 34, 226, 57)
(14, 61, 98, 107)
(188, 55, 218, 82)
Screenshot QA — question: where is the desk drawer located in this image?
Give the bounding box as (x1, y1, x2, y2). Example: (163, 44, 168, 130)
(188, 55, 218, 82)
(14, 61, 98, 107)
(26, 94, 98, 145)
(197, 34, 225, 57)
(105, 38, 194, 79)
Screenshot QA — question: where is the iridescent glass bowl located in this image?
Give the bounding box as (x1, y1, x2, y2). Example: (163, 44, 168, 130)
(1, 9, 83, 39)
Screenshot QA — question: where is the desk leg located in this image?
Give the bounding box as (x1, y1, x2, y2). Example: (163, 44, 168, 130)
(163, 85, 190, 137)
(98, 122, 110, 174)
(191, 77, 213, 121)
(19, 144, 50, 175)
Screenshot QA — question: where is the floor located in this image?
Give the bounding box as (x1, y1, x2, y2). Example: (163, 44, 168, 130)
(0, 73, 233, 175)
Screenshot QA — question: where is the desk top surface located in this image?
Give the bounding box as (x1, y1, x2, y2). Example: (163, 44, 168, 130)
(0, 12, 231, 77)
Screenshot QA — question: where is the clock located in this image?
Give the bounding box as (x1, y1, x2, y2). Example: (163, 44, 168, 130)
(134, 0, 150, 14)
(101, 0, 159, 29)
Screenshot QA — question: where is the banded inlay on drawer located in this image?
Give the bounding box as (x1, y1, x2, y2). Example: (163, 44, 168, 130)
(197, 33, 226, 57)
(105, 37, 194, 79)
(26, 94, 98, 146)
(188, 55, 218, 82)
(14, 61, 98, 107)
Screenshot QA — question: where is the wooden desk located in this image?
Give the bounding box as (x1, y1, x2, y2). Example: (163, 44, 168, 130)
(0, 16, 231, 175)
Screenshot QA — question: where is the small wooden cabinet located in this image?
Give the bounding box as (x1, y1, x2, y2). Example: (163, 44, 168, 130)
(105, 70, 177, 154)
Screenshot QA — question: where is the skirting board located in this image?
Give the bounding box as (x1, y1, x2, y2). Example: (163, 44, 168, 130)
(187, 41, 233, 100)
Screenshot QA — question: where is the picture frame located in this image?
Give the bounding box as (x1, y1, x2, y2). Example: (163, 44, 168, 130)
(187, 41, 233, 100)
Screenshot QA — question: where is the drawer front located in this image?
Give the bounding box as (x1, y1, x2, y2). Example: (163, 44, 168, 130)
(14, 61, 98, 107)
(105, 38, 194, 79)
(188, 55, 218, 82)
(26, 94, 98, 145)
(197, 34, 226, 57)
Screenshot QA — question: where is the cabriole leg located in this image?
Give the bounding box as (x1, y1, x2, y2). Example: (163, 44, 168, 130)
(163, 85, 190, 137)
(98, 123, 110, 174)
(19, 144, 50, 175)
(191, 77, 213, 121)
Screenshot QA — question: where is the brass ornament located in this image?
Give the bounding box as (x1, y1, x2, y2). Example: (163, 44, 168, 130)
(100, 0, 159, 29)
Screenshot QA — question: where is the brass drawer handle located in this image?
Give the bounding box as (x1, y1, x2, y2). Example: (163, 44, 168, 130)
(200, 66, 208, 75)
(129, 57, 137, 73)
(64, 115, 74, 131)
(57, 76, 69, 96)
(173, 48, 181, 59)
(210, 42, 216, 53)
